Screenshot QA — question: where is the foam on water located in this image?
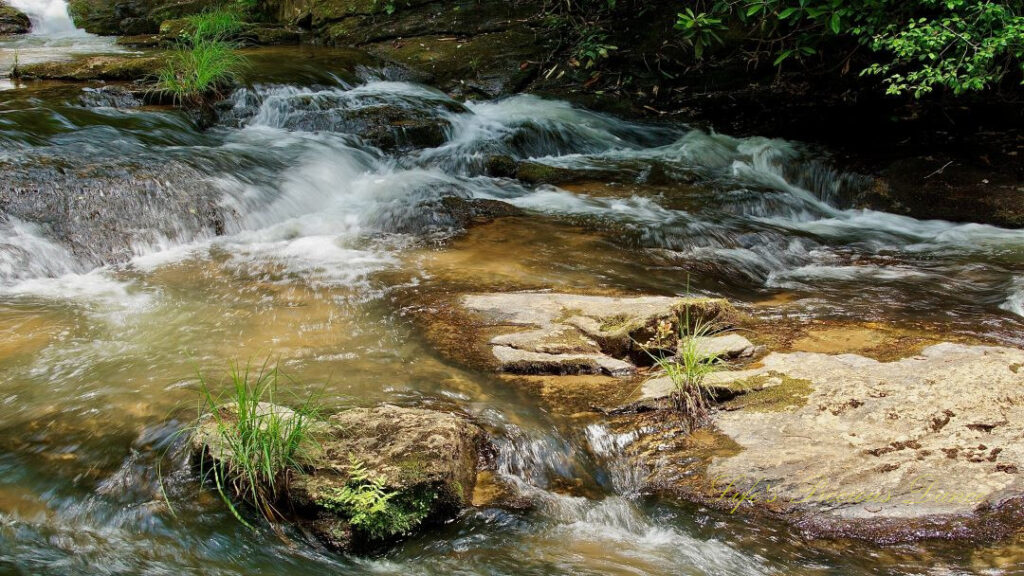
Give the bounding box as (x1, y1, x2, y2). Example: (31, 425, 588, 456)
(1002, 277, 1024, 317)
(4, 80, 1023, 327)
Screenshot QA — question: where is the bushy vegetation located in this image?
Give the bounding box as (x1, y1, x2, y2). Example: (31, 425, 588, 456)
(196, 362, 321, 527)
(320, 455, 434, 541)
(544, 0, 1020, 97)
(676, 0, 1024, 97)
(156, 9, 248, 105)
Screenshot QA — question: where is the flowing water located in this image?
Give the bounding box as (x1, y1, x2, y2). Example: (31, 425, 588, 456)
(1, 15, 1023, 575)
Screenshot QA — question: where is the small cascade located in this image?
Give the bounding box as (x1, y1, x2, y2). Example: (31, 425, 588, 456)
(0, 218, 83, 283)
(585, 423, 651, 499)
(1, 79, 1021, 325)
(7, 0, 82, 36)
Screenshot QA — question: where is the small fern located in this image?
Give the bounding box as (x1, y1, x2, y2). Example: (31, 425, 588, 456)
(322, 455, 433, 541)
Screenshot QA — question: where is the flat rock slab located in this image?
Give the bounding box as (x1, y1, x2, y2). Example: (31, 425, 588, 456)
(640, 342, 1024, 542)
(462, 292, 735, 378)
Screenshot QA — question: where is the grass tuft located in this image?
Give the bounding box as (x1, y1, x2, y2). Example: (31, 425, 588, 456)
(184, 8, 246, 43)
(643, 303, 725, 426)
(196, 361, 321, 527)
(156, 9, 248, 106)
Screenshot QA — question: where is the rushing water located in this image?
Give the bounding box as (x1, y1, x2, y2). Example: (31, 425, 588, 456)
(1, 31, 1023, 576)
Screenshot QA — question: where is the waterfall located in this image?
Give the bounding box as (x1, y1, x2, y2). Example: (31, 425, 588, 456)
(7, 0, 82, 36)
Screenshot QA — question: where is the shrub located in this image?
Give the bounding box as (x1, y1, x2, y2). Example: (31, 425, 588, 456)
(196, 362, 321, 527)
(675, 0, 1024, 97)
(184, 8, 245, 42)
(156, 9, 248, 106)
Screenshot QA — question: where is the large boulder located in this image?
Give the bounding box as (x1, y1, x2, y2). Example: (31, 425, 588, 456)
(0, 1, 30, 34)
(194, 403, 490, 550)
(0, 154, 229, 270)
(68, 0, 218, 35)
(631, 342, 1024, 543)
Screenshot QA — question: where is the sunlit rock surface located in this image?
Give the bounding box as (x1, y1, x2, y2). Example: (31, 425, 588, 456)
(637, 342, 1024, 542)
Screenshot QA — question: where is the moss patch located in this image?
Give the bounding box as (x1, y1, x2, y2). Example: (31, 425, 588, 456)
(721, 372, 813, 412)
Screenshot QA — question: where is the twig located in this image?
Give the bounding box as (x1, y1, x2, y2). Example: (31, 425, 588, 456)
(924, 160, 954, 179)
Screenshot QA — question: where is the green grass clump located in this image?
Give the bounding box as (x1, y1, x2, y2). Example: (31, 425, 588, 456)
(643, 304, 725, 426)
(197, 362, 321, 527)
(157, 9, 248, 106)
(185, 8, 245, 42)
(157, 37, 246, 105)
(321, 455, 434, 541)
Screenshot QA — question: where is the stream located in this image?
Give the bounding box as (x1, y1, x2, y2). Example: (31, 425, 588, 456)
(1, 4, 1023, 575)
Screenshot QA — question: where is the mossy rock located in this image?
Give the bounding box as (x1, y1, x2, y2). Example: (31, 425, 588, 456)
(14, 54, 166, 81)
(68, 0, 121, 35)
(194, 403, 491, 551)
(0, 2, 30, 35)
(364, 27, 551, 96)
(68, 0, 219, 35)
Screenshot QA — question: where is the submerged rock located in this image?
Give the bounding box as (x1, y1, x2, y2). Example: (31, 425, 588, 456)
(635, 342, 1024, 543)
(0, 1, 30, 35)
(0, 158, 229, 269)
(194, 403, 490, 551)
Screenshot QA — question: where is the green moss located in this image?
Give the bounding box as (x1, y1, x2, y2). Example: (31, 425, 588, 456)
(67, 0, 119, 35)
(599, 313, 636, 332)
(397, 457, 427, 483)
(721, 372, 813, 412)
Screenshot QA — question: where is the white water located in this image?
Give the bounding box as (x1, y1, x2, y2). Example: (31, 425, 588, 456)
(7, 0, 81, 36)
(3, 82, 1023, 328)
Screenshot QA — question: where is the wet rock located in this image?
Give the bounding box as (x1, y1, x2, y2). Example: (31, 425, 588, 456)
(347, 104, 449, 150)
(194, 403, 490, 551)
(67, 0, 120, 35)
(68, 0, 218, 35)
(13, 54, 165, 82)
(363, 27, 551, 96)
(858, 157, 1024, 229)
(115, 33, 164, 47)
(77, 85, 144, 108)
(273, 0, 541, 44)
(462, 293, 737, 377)
(485, 154, 517, 178)
(241, 24, 303, 46)
(637, 342, 1024, 543)
(0, 1, 30, 35)
(515, 160, 627, 186)
(0, 158, 229, 268)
